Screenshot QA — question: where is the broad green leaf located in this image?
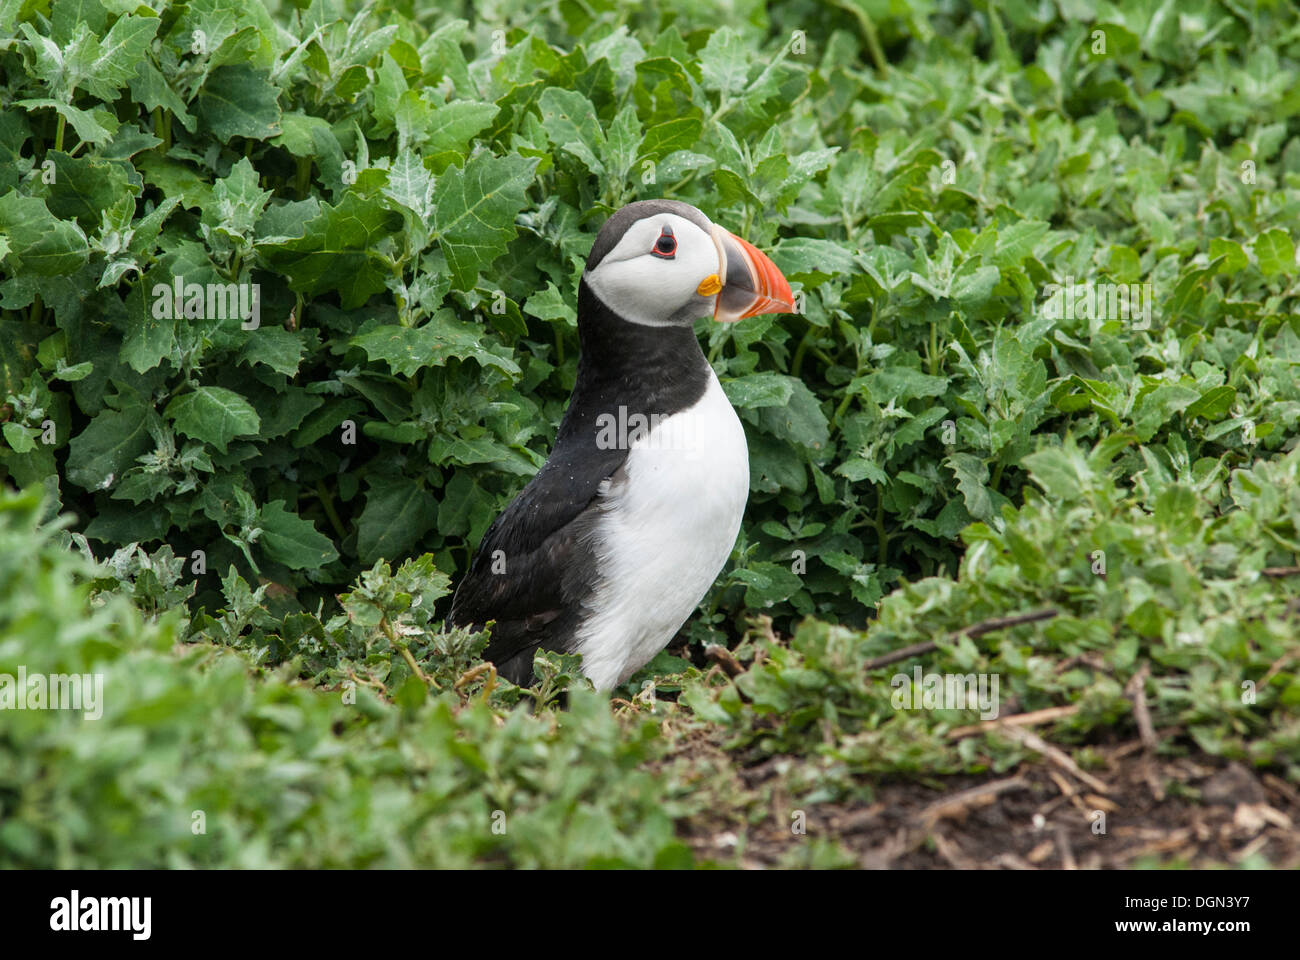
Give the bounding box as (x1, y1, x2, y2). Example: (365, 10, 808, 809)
(15, 99, 117, 144)
(195, 65, 282, 141)
(1108, 245, 1142, 283)
(357, 475, 437, 564)
(946, 452, 994, 520)
(171, 0, 276, 69)
(2, 422, 36, 454)
(604, 104, 641, 180)
(166, 387, 261, 453)
(351, 310, 520, 377)
(950, 263, 1000, 305)
(639, 117, 702, 163)
(722, 372, 796, 408)
(857, 367, 949, 402)
(756, 379, 829, 450)
(382, 150, 433, 222)
(17, 24, 72, 98)
(1208, 237, 1247, 274)
(538, 88, 605, 174)
(992, 221, 1049, 268)
(203, 157, 271, 244)
(259, 500, 339, 569)
(0, 193, 89, 276)
(1153, 484, 1200, 544)
(731, 561, 804, 608)
(699, 27, 749, 94)
(432, 153, 537, 290)
(73, 13, 158, 101)
(522, 282, 575, 327)
(128, 59, 195, 132)
(1132, 381, 1200, 442)
(39, 151, 136, 229)
(257, 193, 402, 308)
(271, 111, 333, 157)
(423, 100, 499, 156)
(1254, 229, 1295, 278)
(1184, 385, 1236, 422)
(50, 0, 107, 44)
(237, 328, 307, 376)
(774, 237, 858, 277)
(837, 457, 888, 484)
(1021, 446, 1084, 501)
(66, 405, 152, 491)
(120, 284, 174, 373)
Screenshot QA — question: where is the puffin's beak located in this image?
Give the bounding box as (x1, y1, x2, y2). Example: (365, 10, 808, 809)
(703, 225, 796, 323)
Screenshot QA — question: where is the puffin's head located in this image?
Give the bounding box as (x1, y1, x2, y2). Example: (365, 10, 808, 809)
(582, 199, 795, 328)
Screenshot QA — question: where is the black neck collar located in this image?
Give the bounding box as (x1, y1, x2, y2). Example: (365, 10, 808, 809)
(555, 280, 711, 441)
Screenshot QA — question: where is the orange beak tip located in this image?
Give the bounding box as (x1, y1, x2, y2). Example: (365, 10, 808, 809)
(710, 228, 797, 321)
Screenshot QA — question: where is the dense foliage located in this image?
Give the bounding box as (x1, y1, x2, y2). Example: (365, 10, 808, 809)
(0, 0, 1297, 867)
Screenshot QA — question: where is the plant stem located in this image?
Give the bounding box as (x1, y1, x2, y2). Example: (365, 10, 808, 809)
(381, 617, 441, 690)
(875, 488, 890, 567)
(836, 0, 888, 77)
(831, 390, 855, 431)
(315, 480, 348, 541)
(1262, 525, 1300, 556)
(707, 329, 727, 365)
(790, 326, 813, 378)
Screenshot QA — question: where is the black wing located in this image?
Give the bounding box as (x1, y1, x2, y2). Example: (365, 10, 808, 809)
(446, 440, 629, 683)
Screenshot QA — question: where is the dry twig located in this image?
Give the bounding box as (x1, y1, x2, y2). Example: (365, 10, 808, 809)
(917, 776, 1027, 825)
(1124, 663, 1158, 751)
(948, 704, 1079, 740)
(997, 725, 1112, 795)
(862, 608, 1059, 671)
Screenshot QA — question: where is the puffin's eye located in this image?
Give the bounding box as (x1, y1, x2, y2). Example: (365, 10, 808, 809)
(650, 226, 676, 259)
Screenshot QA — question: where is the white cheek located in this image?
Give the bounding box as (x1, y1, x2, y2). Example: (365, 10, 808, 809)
(587, 244, 718, 327)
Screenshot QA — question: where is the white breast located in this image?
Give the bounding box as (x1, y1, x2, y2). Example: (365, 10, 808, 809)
(574, 371, 749, 690)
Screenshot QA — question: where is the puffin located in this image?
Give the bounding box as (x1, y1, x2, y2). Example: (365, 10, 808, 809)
(447, 199, 794, 691)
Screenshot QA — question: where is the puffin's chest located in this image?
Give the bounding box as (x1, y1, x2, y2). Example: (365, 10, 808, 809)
(614, 373, 749, 529)
(574, 372, 749, 689)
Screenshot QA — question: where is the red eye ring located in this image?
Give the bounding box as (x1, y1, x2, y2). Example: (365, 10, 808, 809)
(650, 226, 676, 259)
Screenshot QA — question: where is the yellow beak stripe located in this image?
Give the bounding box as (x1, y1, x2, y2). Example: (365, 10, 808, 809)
(696, 274, 722, 296)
